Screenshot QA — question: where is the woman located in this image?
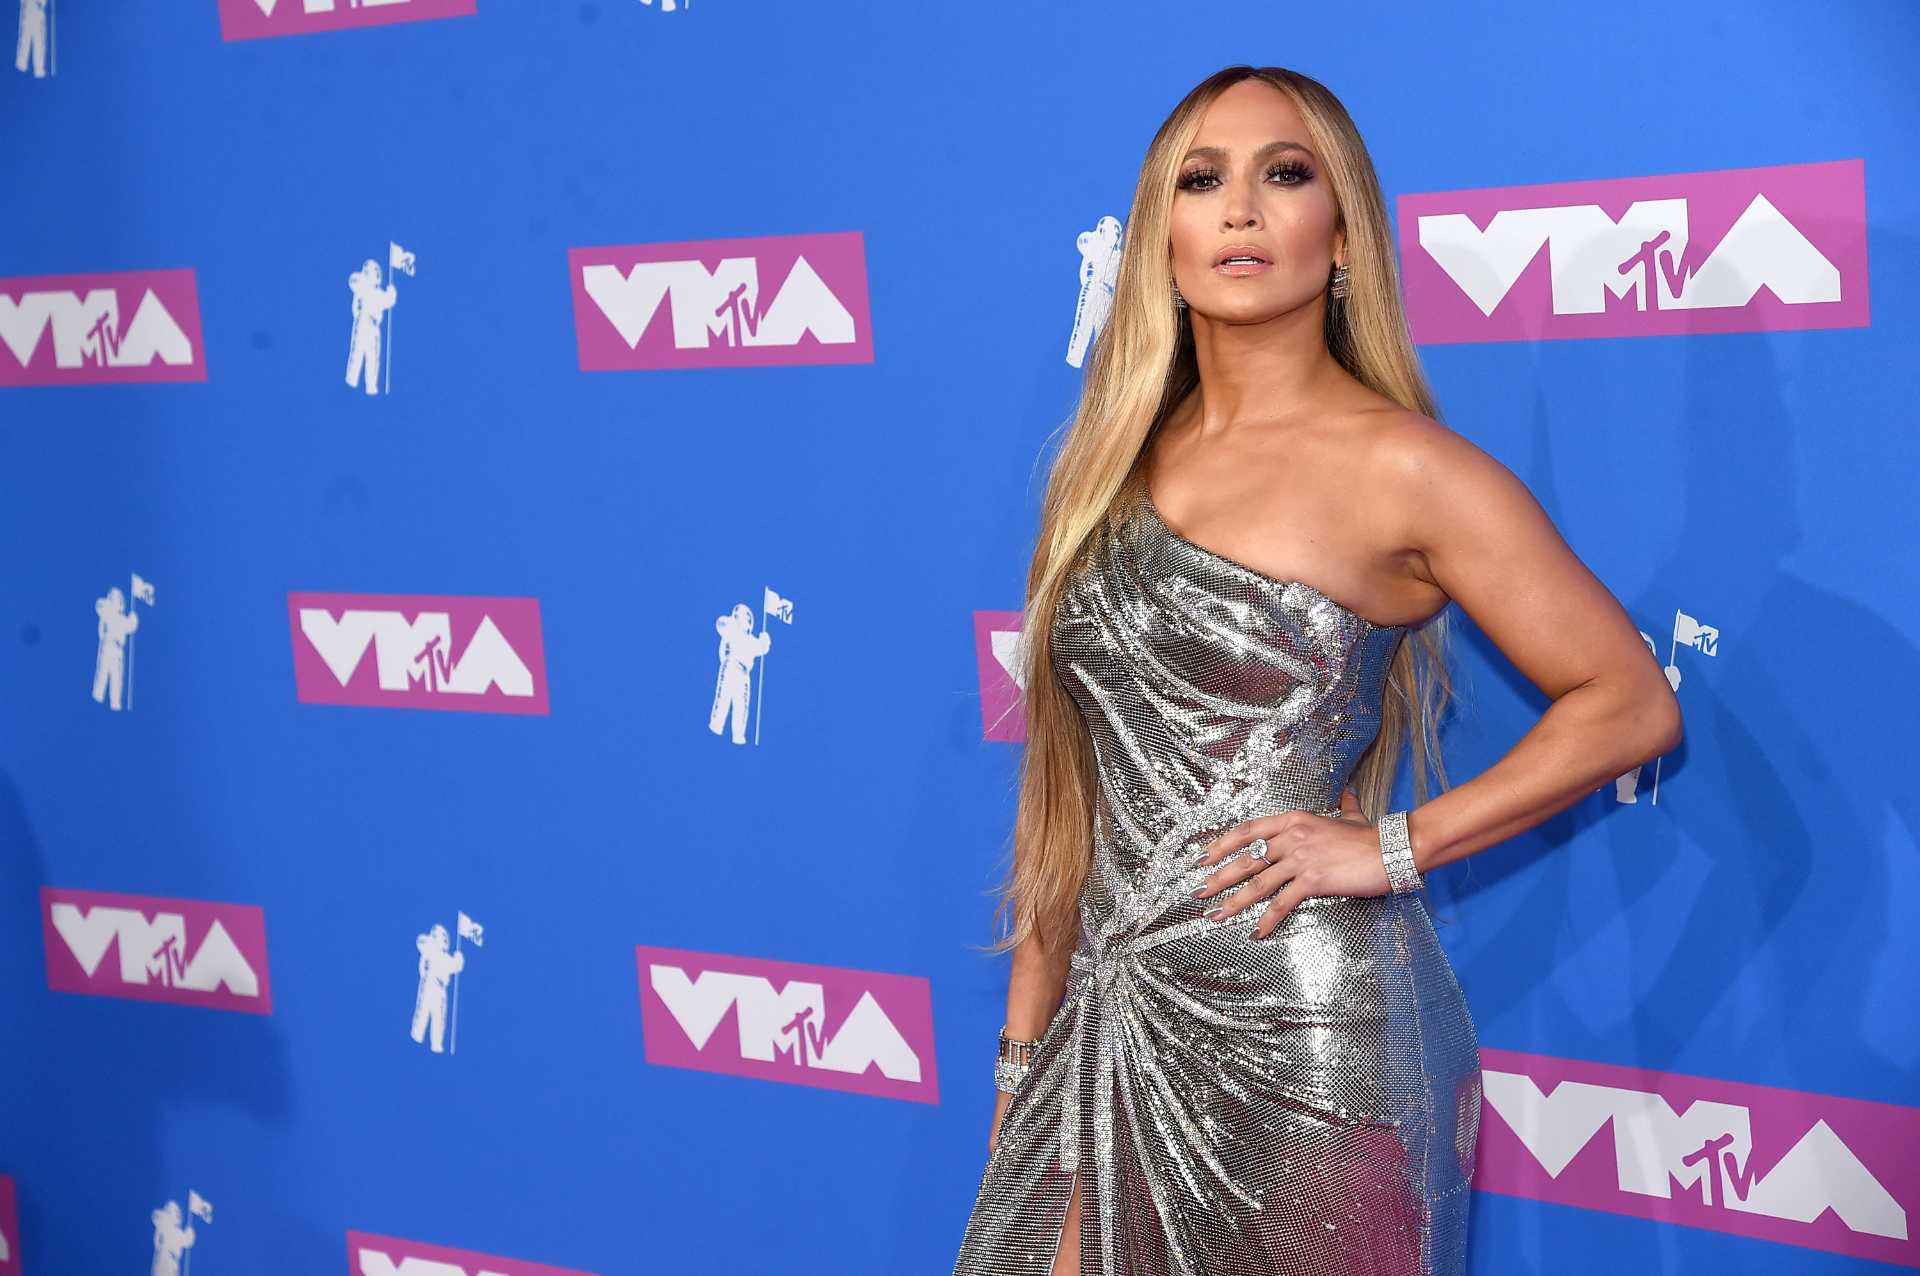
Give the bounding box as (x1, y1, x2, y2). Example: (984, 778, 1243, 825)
(951, 66, 1682, 1276)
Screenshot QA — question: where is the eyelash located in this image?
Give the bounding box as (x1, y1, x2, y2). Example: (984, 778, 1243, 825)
(1176, 158, 1313, 192)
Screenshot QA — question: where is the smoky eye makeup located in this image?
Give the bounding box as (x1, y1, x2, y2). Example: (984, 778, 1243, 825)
(1176, 158, 1314, 192)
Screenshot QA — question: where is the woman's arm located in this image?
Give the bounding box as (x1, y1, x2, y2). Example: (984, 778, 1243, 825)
(1388, 415, 1684, 873)
(987, 918, 1074, 1151)
(1003, 921, 1074, 1040)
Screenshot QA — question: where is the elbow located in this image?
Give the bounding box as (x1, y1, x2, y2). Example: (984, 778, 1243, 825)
(1643, 684, 1683, 759)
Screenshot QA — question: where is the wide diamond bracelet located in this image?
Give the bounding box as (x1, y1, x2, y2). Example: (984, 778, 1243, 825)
(1377, 809, 1424, 895)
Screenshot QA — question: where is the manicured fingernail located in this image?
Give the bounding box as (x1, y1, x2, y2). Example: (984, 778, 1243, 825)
(1204, 909, 1223, 920)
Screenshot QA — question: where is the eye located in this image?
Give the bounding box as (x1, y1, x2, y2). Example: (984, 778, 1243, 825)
(1267, 158, 1312, 185)
(1176, 159, 1314, 192)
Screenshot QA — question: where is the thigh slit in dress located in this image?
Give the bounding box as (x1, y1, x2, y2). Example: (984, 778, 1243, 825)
(952, 483, 1483, 1276)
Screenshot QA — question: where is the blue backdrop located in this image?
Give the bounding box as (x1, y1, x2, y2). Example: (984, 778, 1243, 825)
(3, 2, 1916, 1273)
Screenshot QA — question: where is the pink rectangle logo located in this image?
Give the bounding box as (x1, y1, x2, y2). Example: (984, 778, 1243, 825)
(42, 887, 271, 1015)
(570, 231, 874, 370)
(1400, 159, 1869, 344)
(636, 944, 938, 1104)
(0, 269, 207, 385)
(345, 1231, 594, 1276)
(0, 1173, 18, 1276)
(1475, 1046, 1916, 1268)
(289, 592, 550, 715)
(973, 609, 1027, 743)
(218, 0, 477, 42)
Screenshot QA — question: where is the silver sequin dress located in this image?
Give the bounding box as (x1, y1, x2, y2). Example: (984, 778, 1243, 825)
(953, 484, 1482, 1276)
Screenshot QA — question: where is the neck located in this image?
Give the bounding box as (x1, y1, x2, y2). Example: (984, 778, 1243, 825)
(1183, 302, 1342, 435)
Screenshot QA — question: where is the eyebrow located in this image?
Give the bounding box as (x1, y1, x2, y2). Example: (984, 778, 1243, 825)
(1180, 140, 1314, 164)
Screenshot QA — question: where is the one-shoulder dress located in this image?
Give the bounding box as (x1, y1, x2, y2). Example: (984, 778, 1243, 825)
(952, 483, 1482, 1276)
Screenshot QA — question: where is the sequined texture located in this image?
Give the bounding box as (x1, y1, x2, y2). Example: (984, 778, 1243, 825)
(953, 486, 1482, 1276)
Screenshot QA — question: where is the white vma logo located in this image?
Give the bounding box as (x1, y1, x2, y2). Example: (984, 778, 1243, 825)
(1418, 192, 1840, 317)
(356, 1251, 512, 1276)
(582, 255, 855, 350)
(299, 610, 535, 697)
(0, 288, 193, 367)
(649, 964, 922, 1081)
(51, 905, 259, 996)
(1484, 1071, 1907, 1240)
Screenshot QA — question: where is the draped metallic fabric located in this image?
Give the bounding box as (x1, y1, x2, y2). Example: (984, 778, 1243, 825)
(953, 484, 1482, 1276)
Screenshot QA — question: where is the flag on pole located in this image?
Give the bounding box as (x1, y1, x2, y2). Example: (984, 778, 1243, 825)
(763, 587, 794, 625)
(188, 1190, 213, 1224)
(457, 911, 484, 948)
(1672, 609, 1718, 656)
(389, 241, 417, 277)
(131, 573, 156, 606)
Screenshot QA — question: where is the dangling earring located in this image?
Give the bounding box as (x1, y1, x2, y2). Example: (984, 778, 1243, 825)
(1329, 262, 1349, 301)
(1171, 279, 1188, 311)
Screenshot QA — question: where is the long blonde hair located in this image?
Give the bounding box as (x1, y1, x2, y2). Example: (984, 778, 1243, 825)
(980, 65, 1460, 959)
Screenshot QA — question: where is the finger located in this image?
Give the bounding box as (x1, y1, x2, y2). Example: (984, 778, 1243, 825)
(1201, 862, 1297, 919)
(1250, 876, 1316, 939)
(1192, 839, 1303, 899)
(1195, 812, 1300, 865)
(1339, 786, 1362, 817)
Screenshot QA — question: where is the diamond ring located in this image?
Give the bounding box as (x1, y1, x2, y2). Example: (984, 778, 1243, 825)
(1246, 836, 1270, 863)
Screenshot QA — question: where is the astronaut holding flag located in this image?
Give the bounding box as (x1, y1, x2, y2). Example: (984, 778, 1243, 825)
(411, 910, 483, 1056)
(150, 1190, 210, 1276)
(93, 571, 155, 712)
(345, 240, 417, 397)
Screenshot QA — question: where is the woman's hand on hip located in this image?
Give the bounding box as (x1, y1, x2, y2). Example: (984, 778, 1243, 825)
(1187, 787, 1390, 939)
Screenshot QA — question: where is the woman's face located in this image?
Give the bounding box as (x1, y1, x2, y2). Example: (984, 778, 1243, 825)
(1168, 79, 1343, 324)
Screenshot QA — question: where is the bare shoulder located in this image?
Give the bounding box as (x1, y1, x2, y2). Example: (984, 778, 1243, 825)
(1369, 408, 1517, 500)
(1360, 408, 1542, 568)
(1360, 408, 1675, 718)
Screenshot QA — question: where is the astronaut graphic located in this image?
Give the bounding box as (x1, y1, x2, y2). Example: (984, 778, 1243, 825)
(149, 1200, 195, 1276)
(709, 603, 773, 745)
(15, 0, 49, 78)
(92, 585, 140, 710)
(409, 923, 466, 1053)
(345, 259, 398, 396)
(1067, 215, 1123, 368)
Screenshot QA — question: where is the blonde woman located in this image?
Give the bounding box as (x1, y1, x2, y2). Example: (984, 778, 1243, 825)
(952, 66, 1681, 1276)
